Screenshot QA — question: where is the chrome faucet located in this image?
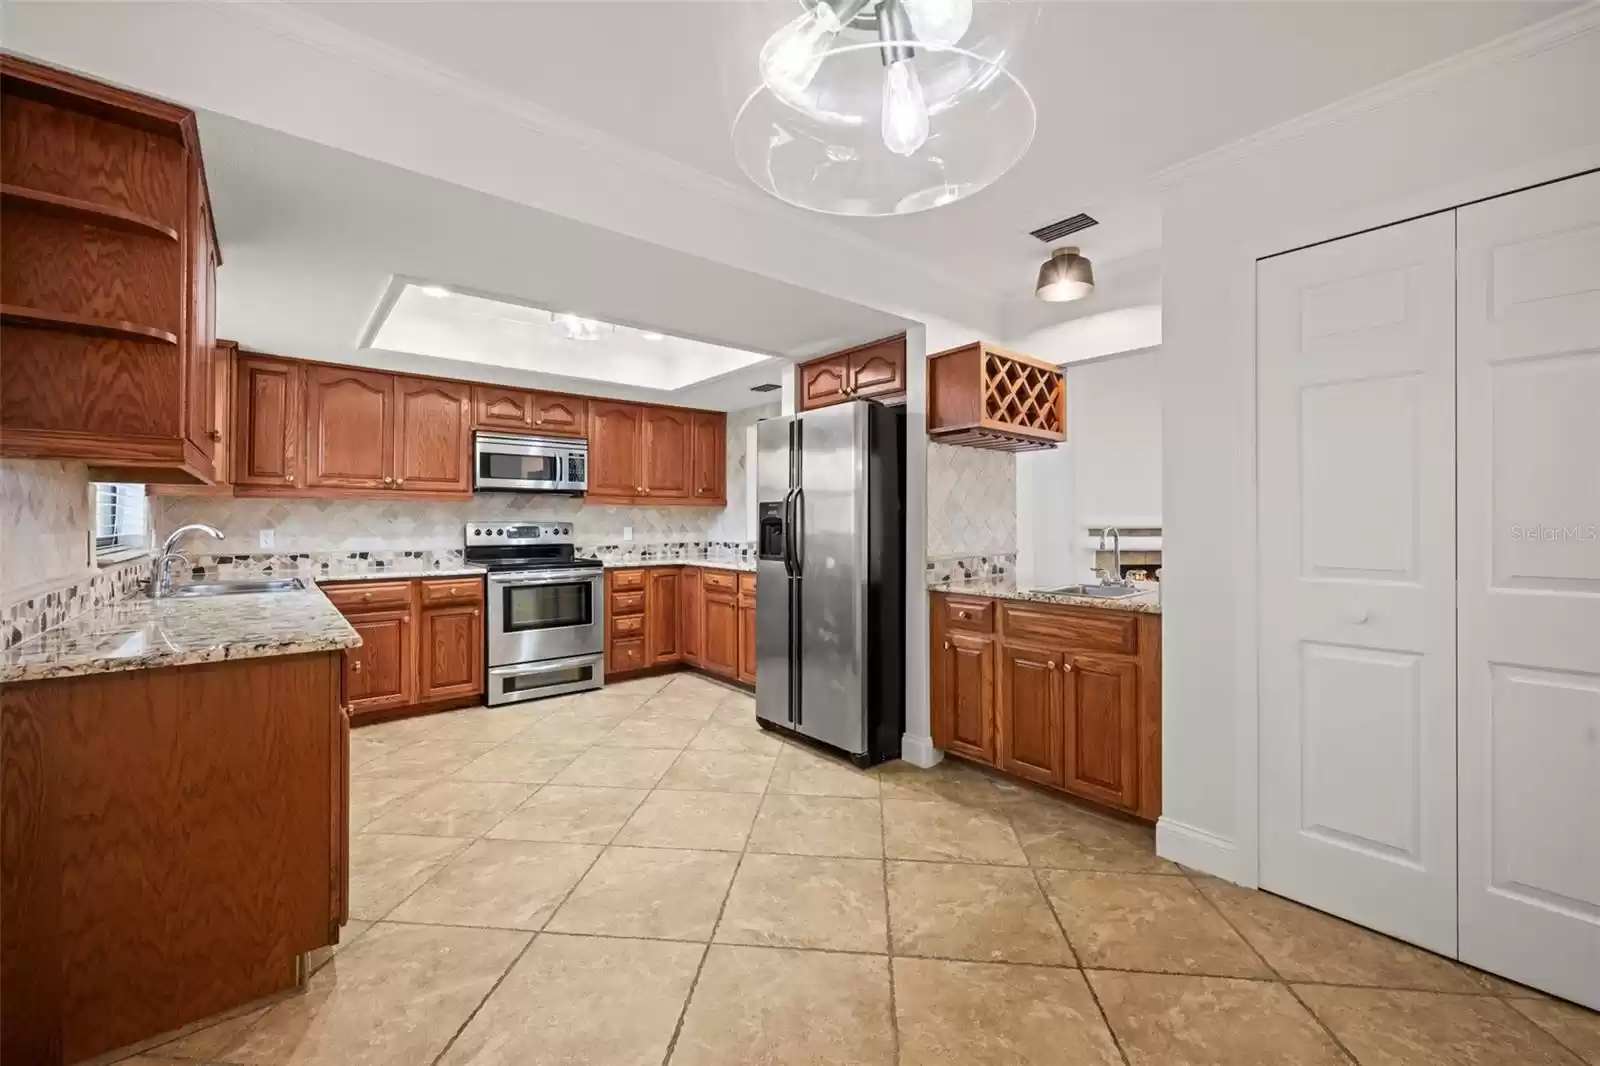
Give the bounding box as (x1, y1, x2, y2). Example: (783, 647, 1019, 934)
(149, 523, 224, 598)
(1097, 527, 1131, 589)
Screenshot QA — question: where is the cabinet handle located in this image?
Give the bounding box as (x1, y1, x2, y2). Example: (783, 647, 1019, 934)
(352, 660, 363, 674)
(1047, 661, 1057, 670)
(384, 476, 394, 485)
(957, 610, 968, 619)
(943, 641, 951, 650)
(396, 477, 406, 486)
(209, 429, 223, 441)
(284, 474, 294, 483)
(362, 591, 373, 601)
(471, 609, 479, 618)
(1063, 662, 1073, 672)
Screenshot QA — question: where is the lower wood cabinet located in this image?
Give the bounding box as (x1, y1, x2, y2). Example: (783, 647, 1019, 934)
(605, 565, 753, 684)
(931, 591, 1161, 820)
(325, 576, 484, 718)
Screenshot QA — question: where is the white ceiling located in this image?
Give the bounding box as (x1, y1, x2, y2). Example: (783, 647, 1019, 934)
(199, 110, 904, 411)
(287, 0, 1572, 301)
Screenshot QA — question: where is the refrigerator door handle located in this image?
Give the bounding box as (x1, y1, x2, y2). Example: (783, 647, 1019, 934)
(791, 487, 806, 575)
(782, 487, 798, 578)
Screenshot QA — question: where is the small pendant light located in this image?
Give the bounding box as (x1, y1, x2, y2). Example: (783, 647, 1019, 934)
(1035, 246, 1094, 302)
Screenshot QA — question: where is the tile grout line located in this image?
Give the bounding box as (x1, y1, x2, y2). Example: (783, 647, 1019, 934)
(656, 700, 780, 1066)
(1178, 866, 1362, 1065)
(879, 754, 901, 1064)
(996, 787, 1134, 1066)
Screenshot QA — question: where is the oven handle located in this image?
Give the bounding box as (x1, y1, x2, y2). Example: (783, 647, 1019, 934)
(488, 655, 601, 680)
(488, 571, 603, 587)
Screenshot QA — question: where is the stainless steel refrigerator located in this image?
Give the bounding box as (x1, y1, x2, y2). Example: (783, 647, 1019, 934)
(755, 401, 905, 766)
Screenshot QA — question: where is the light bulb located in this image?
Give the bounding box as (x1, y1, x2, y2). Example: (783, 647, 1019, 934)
(760, 11, 836, 98)
(902, 0, 972, 47)
(881, 58, 930, 157)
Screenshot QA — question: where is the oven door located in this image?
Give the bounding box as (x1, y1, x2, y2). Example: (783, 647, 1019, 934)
(487, 569, 604, 665)
(475, 435, 565, 492)
(487, 653, 604, 706)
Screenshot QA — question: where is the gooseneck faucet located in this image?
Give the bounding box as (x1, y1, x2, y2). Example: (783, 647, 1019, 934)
(1096, 527, 1131, 589)
(149, 523, 224, 598)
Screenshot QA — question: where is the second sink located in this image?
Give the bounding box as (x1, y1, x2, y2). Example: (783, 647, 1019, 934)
(168, 579, 306, 597)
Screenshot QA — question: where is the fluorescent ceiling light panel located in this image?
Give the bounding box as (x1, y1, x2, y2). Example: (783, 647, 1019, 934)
(369, 282, 771, 391)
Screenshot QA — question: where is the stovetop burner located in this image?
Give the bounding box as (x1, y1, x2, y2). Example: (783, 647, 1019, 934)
(463, 521, 599, 574)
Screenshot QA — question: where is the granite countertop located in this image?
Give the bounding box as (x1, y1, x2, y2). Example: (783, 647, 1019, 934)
(929, 578, 1162, 615)
(0, 586, 361, 683)
(603, 558, 757, 573)
(315, 562, 488, 583)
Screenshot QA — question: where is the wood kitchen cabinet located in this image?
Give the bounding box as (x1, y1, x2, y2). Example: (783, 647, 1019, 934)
(232, 354, 303, 488)
(643, 407, 692, 500)
(0, 56, 225, 485)
(588, 401, 644, 499)
(930, 591, 1161, 820)
(325, 577, 484, 718)
(927, 341, 1065, 452)
(472, 385, 587, 437)
(647, 568, 680, 664)
(393, 375, 472, 493)
(680, 567, 702, 667)
(691, 412, 726, 502)
(701, 570, 740, 680)
(737, 573, 758, 684)
(305, 365, 394, 490)
(795, 334, 907, 411)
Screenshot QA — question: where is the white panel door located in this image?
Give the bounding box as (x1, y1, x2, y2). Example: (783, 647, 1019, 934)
(1257, 213, 1458, 955)
(1457, 170, 1600, 1009)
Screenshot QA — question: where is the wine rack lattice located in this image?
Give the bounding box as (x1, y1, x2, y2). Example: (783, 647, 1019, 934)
(983, 353, 1064, 435)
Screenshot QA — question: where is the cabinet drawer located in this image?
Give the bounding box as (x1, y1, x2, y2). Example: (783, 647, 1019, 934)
(610, 637, 647, 672)
(940, 595, 994, 633)
(612, 613, 644, 638)
(702, 570, 737, 593)
(611, 570, 645, 591)
(612, 590, 646, 615)
(324, 581, 413, 613)
(737, 572, 758, 596)
(419, 576, 484, 606)
(999, 602, 1137, 655)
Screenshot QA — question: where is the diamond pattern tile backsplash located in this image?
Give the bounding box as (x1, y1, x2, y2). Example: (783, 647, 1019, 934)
(925, 441, 1016, 557)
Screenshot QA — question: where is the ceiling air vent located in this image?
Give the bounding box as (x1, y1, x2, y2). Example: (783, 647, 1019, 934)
(1030, 213, 1098, 243)
(749, 382, 781, 393)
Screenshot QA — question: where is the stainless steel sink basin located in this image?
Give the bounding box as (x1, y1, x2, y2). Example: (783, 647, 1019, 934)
(1044, 584, 1144, 599)
(167, 578, 306, 598)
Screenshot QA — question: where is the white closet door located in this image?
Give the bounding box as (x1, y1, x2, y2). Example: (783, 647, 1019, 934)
(1257, 213, 1458, 955)
(1457, 170, 1600, 1009)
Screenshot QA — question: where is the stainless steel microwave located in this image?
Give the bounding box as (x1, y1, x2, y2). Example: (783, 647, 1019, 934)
(473, 433, 588, 493)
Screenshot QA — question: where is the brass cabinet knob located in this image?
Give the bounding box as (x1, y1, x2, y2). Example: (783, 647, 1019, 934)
(396, 477, 406, 486)
(384, 475, 394, 485)
(1063, 662, 1074, 672)
(209, 429, 223, 441)
(957, 610, 968, 619)
(352, 661, 363, 674)
(943, 640, 951, 649)
(284, 474, 294, 483)
(1047, 661, 1057, 670)
(471, 609, 479, 618)
(362, 591, 373, 601)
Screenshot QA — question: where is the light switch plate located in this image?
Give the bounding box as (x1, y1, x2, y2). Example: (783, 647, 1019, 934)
(622, 526, 633, 542)
(259, 529, 275, 549)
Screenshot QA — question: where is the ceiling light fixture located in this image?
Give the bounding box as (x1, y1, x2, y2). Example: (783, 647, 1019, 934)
(1034, 246, 1095, 303)
(640, 331, 666, 341)
(733, 0, 1036, 217)
(416, 284, 452, 298)
(553, 312, 606, 341)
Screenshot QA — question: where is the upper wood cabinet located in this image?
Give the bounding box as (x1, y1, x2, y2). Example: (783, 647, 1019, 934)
(0, 56, 223, 485)
(691, 412, 726, 502)
(588, 401, 644, 498)
(305, 365, 394, 490)
(643, 407, 692, 500)
(393, 376, 471, 493)
(232, 355, 303, 488)
(796, 334, 907, 411)
(927, 342, 1065, 452)
(472, 385, 587, 437)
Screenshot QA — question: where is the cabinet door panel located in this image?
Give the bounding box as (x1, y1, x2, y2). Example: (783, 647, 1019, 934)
(473, 386, 533, 430)
(344, 611, 412, 715)
(419, 604, 483, 701)
(998, 643, 1065, 787)
(798, 355, 850, 411)
(232, 355, 302, 487)
(643, 407, 691, 499)
(394, 376, 472, 493)
(1063, 654, 1140, 810)
(703, 596, 739, 678)
(738, 600, 757, 684)
(186, 185, 219, 466)
(306, 366, 393, 489)
(936, 632, 995, 762)
(588, 401, 642, 497)
(647, 569, 680, 664)
(680, 568, 702, 666)
(849, 337, 906, 400)
(691, 412, 726, 502)
(532, 393, 586, 437)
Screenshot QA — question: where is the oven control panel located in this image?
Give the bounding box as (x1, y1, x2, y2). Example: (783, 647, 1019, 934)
(464, 522, 574, 546)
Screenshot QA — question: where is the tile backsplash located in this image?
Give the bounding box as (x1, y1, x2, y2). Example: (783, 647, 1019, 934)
(926, 442, 1016, 557)
(1, 458, 96, 606)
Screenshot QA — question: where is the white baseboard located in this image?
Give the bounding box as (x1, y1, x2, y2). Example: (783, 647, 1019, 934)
(1157, 818, 1246, 884)
(899, 734, 943, 768)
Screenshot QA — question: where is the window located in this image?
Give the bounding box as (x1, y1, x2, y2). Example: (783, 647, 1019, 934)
(93, 483, 149, 561)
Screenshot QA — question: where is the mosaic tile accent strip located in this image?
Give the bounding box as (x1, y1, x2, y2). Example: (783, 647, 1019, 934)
(185, 549, 470, 582)
(925, 552, 1017, 586)
(581, 541, 756, 568)
(1, 558, 148, 651)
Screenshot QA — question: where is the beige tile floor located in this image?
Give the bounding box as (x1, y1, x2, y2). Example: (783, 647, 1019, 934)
(118, 672, 1598, 1066)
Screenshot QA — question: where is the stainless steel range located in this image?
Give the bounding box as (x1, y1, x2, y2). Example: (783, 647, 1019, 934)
(465, 522, 605, 705)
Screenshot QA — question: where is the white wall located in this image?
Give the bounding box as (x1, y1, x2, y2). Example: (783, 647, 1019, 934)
(1157, 8, 1600, 882)
(1069, 350, 1163, 530)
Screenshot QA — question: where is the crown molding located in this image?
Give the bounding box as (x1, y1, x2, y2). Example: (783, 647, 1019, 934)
(1152, 1, 1600, 191)
(230, 0, 997, 315)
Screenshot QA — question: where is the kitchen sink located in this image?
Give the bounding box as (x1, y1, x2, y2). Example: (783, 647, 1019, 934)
(1043, 584, 1144, 599)
(167, 578, 307, 597)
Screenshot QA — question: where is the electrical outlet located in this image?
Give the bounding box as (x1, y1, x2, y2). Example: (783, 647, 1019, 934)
(622, 526, 633, 542)
(259, 529, 275, 550)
